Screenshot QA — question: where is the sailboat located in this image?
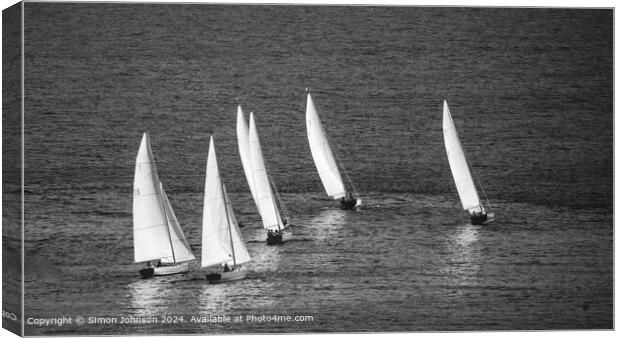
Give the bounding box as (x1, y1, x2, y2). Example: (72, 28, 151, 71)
(201, 136, 252, 283)
(133, 132, 196, 278)
(305, 92, 361, 209)
(246, 111, 292, 245)
(442, 100, 495, 225)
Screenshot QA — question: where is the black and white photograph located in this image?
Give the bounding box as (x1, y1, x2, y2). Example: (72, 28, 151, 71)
(2, 0, 614, 336)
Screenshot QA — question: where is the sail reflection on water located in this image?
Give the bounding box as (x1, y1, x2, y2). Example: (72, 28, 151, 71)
(126, 278, 183, 317)
(308, 208, 347, 241)
(197, 278, 276, 314)
(248, 239, 282, 274)
(440, 224, 482, 287)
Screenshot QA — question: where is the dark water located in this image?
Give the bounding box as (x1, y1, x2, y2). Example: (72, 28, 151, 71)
(16, 3, 612, 334)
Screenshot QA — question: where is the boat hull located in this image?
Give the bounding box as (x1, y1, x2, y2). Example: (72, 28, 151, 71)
(266, 231, 281, 245)
(470, 212, 495, 225)
(139, 262, 190, 278)
(206, 269, 248, 284)
(266, 228, 293, 245)
(340, 197, 359, 210)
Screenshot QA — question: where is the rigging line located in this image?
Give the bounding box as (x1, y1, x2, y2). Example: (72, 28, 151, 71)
(472, 167, 493, 210)
(268, 174, 289, 221)
(461, 149, 493, 210)
(313, 97, 359, 196)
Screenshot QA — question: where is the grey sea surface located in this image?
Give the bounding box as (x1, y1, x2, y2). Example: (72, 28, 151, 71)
(18, 3, 612, 334)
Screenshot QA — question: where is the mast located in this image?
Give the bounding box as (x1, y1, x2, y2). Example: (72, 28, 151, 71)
(222, 184, 237, 267)
(160, 186, 196, 263)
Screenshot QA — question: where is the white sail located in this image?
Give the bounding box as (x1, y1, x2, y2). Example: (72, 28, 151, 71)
(201, 137, 251, 268)
(201, 137, 236, 267)
(248, 112, 284, 231)
(305, 93, 347, 199)
(442, 101, 483, 214)
(133, 133, 176, 263)
(159, 184, 196, 264)
(236, 106, 260, 211)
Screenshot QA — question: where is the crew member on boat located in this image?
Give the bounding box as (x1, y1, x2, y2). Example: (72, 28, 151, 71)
(345, 192, 354, 201)
(340, 192, 356, 207)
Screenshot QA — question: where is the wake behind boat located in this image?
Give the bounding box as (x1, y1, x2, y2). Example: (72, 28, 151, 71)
(133, 132, 196, 278)
(201, 136, 252, 283)
(305, 92, 361, 210)
(442, 101, 495, 225)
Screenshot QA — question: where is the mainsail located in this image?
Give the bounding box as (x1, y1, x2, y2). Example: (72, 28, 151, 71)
(248, 112, 284, 231)
(133, 132, 195, 263)
(442, 101, 483, 214)
(305, 93, 347, 199)
(236, 106, 260, 211)
(201, 136, 251, 268)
